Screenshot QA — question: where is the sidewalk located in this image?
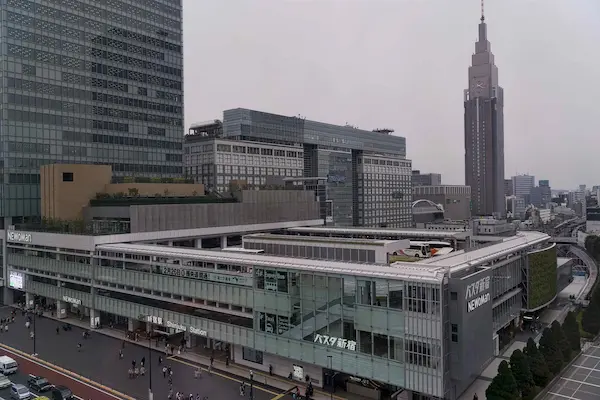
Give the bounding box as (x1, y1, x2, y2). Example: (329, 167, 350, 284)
(33, 309, 363, 400)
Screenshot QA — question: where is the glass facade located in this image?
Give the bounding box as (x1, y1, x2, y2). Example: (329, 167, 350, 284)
(2, 0, 183, 217)
(191, 108, 412, 227)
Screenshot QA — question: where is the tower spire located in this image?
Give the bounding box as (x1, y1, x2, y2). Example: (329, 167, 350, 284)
(481, 0, 485, 22)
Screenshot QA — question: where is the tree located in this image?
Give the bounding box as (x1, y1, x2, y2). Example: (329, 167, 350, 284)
(582, 300, 600, 336)
(563, 311, 582, 353)
(539, 327, 563, 375)
(552, 320, 573, 361)
(510, 349, 536, 400)
(485, 360, 520, 400)
(524, 338, 551, 387)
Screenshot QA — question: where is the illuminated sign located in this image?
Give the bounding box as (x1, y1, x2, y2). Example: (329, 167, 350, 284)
(9, 271, 24, 289)
(62, 295, 81, 306)
(314, 334, 356, 351)
(159, 266, 252, 286)
(7, 231, 32, 243)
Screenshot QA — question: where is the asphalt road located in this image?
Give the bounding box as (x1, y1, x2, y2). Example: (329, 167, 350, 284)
(0, 308, 275, 400)
(0, 354, 117, 400)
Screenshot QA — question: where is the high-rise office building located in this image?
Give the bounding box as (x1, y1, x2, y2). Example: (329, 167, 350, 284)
(464, 10, 505, 217)
(512, 174, 535, 197)
(411, 170, 442, 187)
(2, 0, 184, 221)
(185, 109, 413, 228)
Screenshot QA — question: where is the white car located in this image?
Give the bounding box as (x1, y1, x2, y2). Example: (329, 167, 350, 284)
(0, 374, 11, 389)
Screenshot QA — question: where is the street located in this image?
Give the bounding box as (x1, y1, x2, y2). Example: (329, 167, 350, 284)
(0, 307, 276, 400)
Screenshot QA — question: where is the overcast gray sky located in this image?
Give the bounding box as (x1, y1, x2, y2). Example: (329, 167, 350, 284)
(182, 0, 600, 190)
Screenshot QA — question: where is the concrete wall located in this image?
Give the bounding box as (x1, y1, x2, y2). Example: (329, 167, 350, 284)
(41, 164, 112, 220)
(130, 191, 320, 232)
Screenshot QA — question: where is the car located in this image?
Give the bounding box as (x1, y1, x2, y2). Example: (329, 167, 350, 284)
(49, 386, 73, 400)
(26, 376, 52, 393)
(10, 384, 31, 400)
(0, 374, 12, 389)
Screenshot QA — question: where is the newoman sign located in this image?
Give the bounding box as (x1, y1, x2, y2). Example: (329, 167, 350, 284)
(465, 276, 491, 313)
(7, 231, 32, 243)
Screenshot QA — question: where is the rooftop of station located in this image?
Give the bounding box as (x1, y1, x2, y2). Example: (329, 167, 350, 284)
(243, 232, 406, 247)
(97, 230, 552, 282)
(286, 226, 470, 239)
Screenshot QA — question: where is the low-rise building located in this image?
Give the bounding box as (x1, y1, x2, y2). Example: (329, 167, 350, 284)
(413, 185, 471, 221)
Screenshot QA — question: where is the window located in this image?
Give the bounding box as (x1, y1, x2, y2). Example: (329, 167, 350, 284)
(242, 347, 263, 364)
(450, 291, 458, 301)
(62, 172, 74, 182)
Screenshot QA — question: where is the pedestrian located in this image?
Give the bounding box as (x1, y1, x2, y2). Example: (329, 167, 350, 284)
(169, 369, 173, 378)
(196, 394, 201, 400)
(210, 356, 214, 367)
(30, 331, 34, 340)
(140, 366, 145, 376)
(167, 389, 173, 400)
(168, 375, 173, 385)
(25, 321, 30, 329)
(158, 355, 163, 365)
(132, 360, 136, 369)
(239, 383, 245, 396)
(56, 327, 59, 335)
(119, 349, 124, 359)
(162, 366, 167, 378)
(4, 325, 7, 333)
(141, 356, 145, 367)
(225, 355, 229, 367)
(122, 340, 125, 349)
(77, 343, 82, 352)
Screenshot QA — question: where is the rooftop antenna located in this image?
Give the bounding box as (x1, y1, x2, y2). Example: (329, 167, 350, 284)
(480, 0, 485, 22)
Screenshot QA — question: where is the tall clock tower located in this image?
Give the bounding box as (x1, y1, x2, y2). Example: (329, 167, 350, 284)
(464, 10, 505, 217)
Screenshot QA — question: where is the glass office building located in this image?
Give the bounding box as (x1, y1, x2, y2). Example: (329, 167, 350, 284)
(185, 109, 412, 228)
(1, 0, 183, 218)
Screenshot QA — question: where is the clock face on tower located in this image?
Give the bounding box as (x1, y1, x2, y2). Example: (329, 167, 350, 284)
(470, 79, 488, 95)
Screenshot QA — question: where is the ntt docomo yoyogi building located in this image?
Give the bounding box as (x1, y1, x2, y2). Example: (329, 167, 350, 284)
(1, 224, 557, 400)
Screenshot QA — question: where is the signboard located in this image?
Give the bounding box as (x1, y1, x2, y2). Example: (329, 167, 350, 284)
(465, 276, 491, 313)
(166, 321, 186, 332)
(159, 266, 252, 287)
(293, 365, 304, 380)
(189, 326, 207, 337)
(62, 295, 81, 306)
(145, 315, 164, 325)
(7, 231, 32, 243)
(8, 271, 24, 289)
(314, 334, 357, 351)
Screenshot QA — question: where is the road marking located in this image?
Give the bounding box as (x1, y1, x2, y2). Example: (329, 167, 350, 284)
(547, 392, 578, 399)
(572, 364, 600, 372)
(0, 343, 133, 400)
(561, 377, 600, 388)
(166, 356, 278, 396)
(580, 354, 600, 360)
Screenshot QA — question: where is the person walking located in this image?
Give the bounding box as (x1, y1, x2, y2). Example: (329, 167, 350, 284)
(162, 366, 167, 378)
(119, 349, 123, 359)
(158, 355, 163, 365)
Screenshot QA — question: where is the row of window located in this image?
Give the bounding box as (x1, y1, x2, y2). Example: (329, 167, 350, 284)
(7, 93, 182, 127)
(43, 0, 181, 30)
(100, 0, 181, 17)
(7, 27, 181, 77)
(8, 44, 182, 90)
(215, 143, 304, 158)
(8, 77, 181, 111)
(63, 129, 170, 143)
(6, 11, 180, 58)
(8, 0, 180, 36)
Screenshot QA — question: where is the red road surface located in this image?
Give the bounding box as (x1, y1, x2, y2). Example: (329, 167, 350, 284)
(0, 346, 130, 400)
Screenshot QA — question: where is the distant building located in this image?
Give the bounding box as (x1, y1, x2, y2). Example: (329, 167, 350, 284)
(506, 195, 526, 220)
(185, 109, 412, 228)
(413, 185, 471, 221)
(504, 179, 513, 196)
(586, 207, 600, 233)
(512, 174, 535, 197)
(411, 170, 442, 187)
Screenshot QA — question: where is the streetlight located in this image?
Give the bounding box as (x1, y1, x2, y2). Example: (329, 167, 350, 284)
(138, 315, 153, 400)
(327, 355, 333, 400)
(32, 311, 37, 357)
(249, 370, 254, 400)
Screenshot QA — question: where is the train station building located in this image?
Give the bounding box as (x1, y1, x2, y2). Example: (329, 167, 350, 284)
(0, 165, 562, 400)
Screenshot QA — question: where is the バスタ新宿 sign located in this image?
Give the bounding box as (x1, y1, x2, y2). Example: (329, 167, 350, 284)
(465, 276, 491, 313)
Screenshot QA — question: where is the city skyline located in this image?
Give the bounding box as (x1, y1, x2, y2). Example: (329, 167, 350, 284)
(182, 0, 600, 189)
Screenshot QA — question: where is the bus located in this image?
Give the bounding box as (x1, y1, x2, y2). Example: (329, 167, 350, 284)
(393, 242, 431, 259)
(389, 241, 454, 262)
